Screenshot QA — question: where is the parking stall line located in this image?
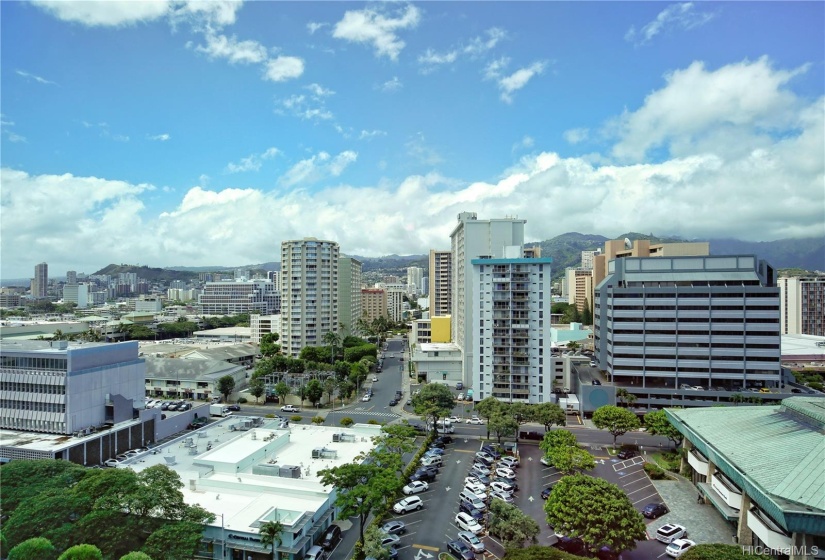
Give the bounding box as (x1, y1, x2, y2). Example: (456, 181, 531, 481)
(632, 492, 661, 505)
(412, 544, 440, 552)
(618, 470, 644, 479)
(626, 484, 655, 496)
(622, 476, 651, 487)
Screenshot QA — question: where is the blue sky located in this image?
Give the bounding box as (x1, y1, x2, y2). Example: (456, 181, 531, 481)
(1, 1, 823, 279)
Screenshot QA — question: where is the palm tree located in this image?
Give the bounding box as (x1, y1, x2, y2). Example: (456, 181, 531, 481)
(616, 388, 630, 407)
(52, 329, 65, 341)
(259, 519, 284, 560)
(323, 331, 341, 365)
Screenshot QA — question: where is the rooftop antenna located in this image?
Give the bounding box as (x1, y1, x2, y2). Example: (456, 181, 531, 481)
(624, 237, 632, 250)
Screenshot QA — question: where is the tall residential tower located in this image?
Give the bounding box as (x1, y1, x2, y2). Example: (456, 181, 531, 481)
(280, 238, 339, 357)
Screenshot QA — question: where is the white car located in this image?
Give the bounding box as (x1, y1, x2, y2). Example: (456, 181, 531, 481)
(362, 394, 371, 402)
(656, 523, 688, 544)
(470, 464, 491, 476)
(540, 456, 551, 466)
(454, 512, 483, 535)
(475, 451, 495, 463)
(280, 405, 299, 412)
(464, 483, 486, 496)
(457, 393, 465, 401)
(466, 416, 483, 425)
(490, 481, 515, 495)
(666, 539, 696, 558)
(402, 481, 429, 495)
(499, 456, 519, 469)
(448, 416, 461, 423)
(490, 490, 514, 503)
(393, 496, 423, 514)
(464, 476, 488, 488)
(495, 467, 516, 480)
(104, 458, 123, 467)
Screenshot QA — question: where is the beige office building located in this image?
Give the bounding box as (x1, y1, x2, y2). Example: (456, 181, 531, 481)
(361, 288, 388, 323)
(779, 276, 825, 337)
(566, 268, 594, 314)
(280, 238, 339, 357)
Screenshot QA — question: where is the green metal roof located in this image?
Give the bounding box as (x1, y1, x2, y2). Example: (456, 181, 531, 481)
(668, 398, 825, 514)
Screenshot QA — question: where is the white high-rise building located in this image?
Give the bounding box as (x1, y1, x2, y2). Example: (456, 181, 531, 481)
(198, 280, 279, 315)
(63, 283, 90, 308)
(450, 212, 526, 387)
(779, 276, 825, 336)
(472, 250, 553, 403)
(66, 270, 77, 285)
(407, 266, 424, 296)
(281, 238, 339, 357)
(250, 314, 282, 344)
(338, 257, 363, 335)
(580, 249, 601, 270)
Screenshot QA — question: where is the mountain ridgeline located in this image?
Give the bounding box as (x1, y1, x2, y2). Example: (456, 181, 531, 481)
(92, 233, 823, 283)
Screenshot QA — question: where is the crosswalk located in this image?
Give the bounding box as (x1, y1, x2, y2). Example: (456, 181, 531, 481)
(328, 407, 400, 419)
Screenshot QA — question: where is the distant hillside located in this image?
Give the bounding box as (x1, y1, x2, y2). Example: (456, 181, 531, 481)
(709, 238, 824, 271)
(93, 264, 199, 282)
(167, 262, 280, 273)
(351, 254, 428, 272)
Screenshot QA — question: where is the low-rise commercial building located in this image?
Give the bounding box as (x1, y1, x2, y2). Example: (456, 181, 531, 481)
(144, 356, 247, 401)
(667, 398, 825, 559)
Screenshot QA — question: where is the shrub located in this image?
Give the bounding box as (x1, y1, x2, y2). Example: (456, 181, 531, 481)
(340, 417, 354, 427)
(265, 414, 277, 418)
(311, 416, 324, 425)
(8, 537, 57, 560)
(644, 462, 667, 480)
(237, 397, 247, 404)
(58, 544, 103, 560)
(290, 415, 302, 422)
(119, 554, 154, 560)
(681, 543, 771, 559)
(367, 419, 379, 425)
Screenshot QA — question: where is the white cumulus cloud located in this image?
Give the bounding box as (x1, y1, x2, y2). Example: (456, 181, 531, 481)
(563, 128, 589, 145)
(149, 133, 171, 141)
(32, 0, 171, 26)
(332, 4, 420, 60)
(485, 59, 547, 103)
(611, 56, 810, 161)
(378, 76, 403, 93)
(264, 56, 305, 82)
(225, 147, 280, 173)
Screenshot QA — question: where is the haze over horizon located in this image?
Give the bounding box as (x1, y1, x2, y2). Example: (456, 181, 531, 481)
(2, 1, 823, 279)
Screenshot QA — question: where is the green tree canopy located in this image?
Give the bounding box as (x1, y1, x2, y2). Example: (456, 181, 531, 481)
(411, 383, 456, 434)
(318, 463, 402, 543)
(118, 553, 154, 560)
(488, 500, 540, 549)
(533, 403, 566, 431)
(140, 522, 205, 560)
(539, 429, 578, 455)
(362, 525, 391, 560)
(305, 379, 324, 407)
(546, 445, 595, 475)
(681, 543, 771, 559)
(274, 381, 291, 403)
(57, 544, 103, 560)
(643, 409, 684, 447)
(488, 412, 519, 443)
(0, 459, 90, 512)
(8, 537, 57, 560)
(544, 475, 646, 554)
(260, 333, 281, 357)
(592, 405, 641, 448)
(217, 375, 236, 402)
(249, 377, 265, 404)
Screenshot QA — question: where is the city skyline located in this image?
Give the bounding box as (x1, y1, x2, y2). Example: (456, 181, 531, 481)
(1, 1, 823, 280)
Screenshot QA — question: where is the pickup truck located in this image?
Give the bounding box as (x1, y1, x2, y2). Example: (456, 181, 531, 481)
(280, 404, 300, 413)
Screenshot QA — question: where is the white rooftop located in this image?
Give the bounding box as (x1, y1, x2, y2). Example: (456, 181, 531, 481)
(419, 342, 460, 352)
(781, 334, 825, 360)
(122, 418, 382, 534)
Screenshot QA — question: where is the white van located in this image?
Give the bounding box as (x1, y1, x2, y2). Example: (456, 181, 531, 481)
(427, 419, 455, 434)
(459, 489, 482, 504)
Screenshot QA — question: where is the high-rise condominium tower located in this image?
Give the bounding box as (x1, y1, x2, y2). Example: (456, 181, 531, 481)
(281, 238, 339, 357)
(338, 256, 363, 336)
(32, 262, 48, 298)
(407, 266, 424, 296)
(450, 212, 526, 386)
(428, 250, 452, 317)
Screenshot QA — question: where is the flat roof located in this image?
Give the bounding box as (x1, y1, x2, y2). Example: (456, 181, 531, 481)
(419, 342, 460, 351)
(781, 334, 825, 360)
(0, 416, 147, 454)
(121, 419, 382, 534)
(668, 397, 825, 513)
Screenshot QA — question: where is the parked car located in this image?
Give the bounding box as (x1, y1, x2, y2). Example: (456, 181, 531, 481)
(475, 451, 495, 463)
(389, 399, 399, 406)
(592, 379, 602, 385)
(595, 545, 622, 560)
(656, 524, 688, 544)
(466, 416, 483, 425)
(665, 539, 696, 558)
(470, 464, 491, 477)
(402, 480, 429, 495)
(541, 486, 554, 500)
(280, 404, 299, 412)
(464, 482, 486, 496)
(372, 376, 378, 382)
(643, 503, 669, 519)
(425, 447, 445, 456)
(456, 393, 465, 401)
(448, 416, 461, 423)
(379, 533, 401, 548)
(540, 456, 551, 466)
(590, 360, 597, 367)
(362, 394, 371, 402)
(381, 521, 407, 536)
(458, 501, 485, 522)
(458, 531, 485, 554)
(435, 436, 453, 445)
(490, 490, 514, 503)
(617, 449, 637, 460)
(320, 525, 342, 550)
(304, 545, 327, 560)
(494, 467, 516, 480)
(447, 540, 475, 560)
(465, 474, 491, 486)
(454, 512, 483, 535)
(393, 496, 423, 514)
(490, 481, 515, 495)
(492, 477, 518, 490)
(554, 537, 586, 555)
(498, 456, 519, 469)
(227, 404, 241, 411)
(480, 445, 502, 458)
(456, 382, 464, 390)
